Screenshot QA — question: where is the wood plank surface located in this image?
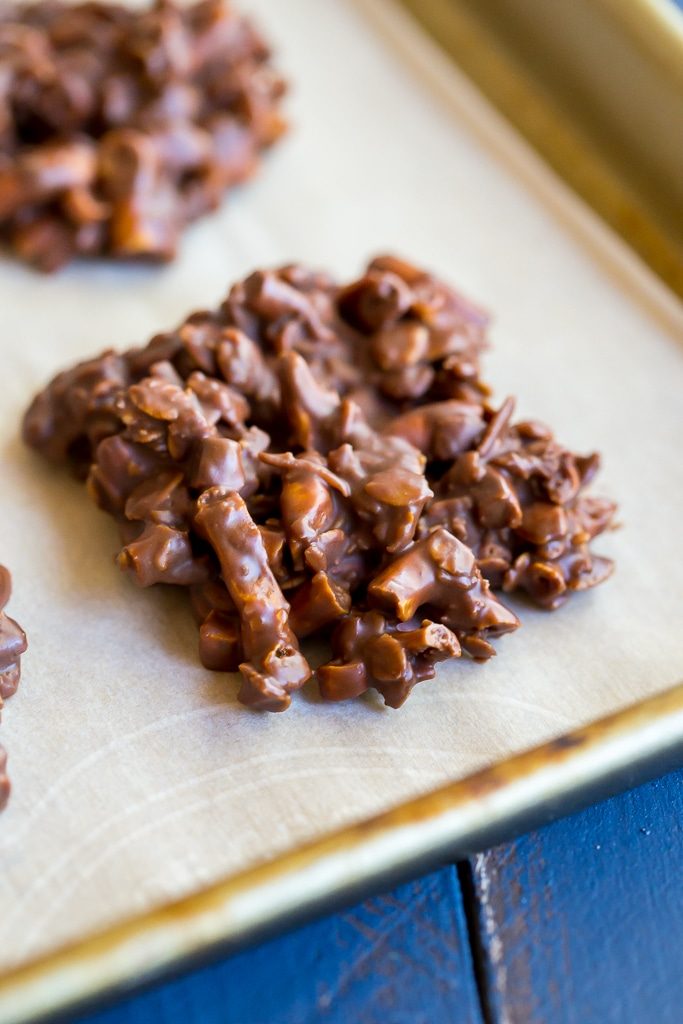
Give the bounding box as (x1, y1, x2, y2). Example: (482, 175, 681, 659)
(77, 867, 482, 1024)
(469, 769, 683, 1024)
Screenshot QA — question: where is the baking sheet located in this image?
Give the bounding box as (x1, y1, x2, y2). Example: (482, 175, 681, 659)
(0, 0, 682, 973)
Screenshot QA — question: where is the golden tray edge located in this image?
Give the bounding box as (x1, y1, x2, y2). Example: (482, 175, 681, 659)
(398, 0, 683, 298)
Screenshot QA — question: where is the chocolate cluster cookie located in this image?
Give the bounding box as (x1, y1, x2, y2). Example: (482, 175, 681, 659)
(0, 0, 286, 270)
(0, 565, 28, 811)
(23, 256, 616, 710)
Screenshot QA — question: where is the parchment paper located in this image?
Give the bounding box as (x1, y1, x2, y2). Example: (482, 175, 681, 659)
(1, 0, 682, 972)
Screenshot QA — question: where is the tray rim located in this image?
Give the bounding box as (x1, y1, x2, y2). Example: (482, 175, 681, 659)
(1, 0, 683, 1019)
(398, 0, 683, 298)
(2, 681, 683, 1024)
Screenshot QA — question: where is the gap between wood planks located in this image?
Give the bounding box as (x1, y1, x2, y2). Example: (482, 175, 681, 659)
(457, 860, 498, 1024)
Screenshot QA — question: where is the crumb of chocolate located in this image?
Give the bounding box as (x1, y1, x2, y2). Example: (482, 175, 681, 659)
(23, 256, 616, 710)
(0, 0, 286, 270)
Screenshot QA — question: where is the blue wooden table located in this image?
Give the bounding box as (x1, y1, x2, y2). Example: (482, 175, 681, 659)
(74, 768, 683, 1024)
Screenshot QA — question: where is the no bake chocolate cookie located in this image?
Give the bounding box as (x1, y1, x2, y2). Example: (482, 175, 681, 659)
(23, 256, 616, 710)
(0, 0, 286, 269)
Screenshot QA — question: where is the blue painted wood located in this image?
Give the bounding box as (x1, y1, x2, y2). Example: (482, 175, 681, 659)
(76, 866, 482, 1024)
(469, 769, 683, 1024)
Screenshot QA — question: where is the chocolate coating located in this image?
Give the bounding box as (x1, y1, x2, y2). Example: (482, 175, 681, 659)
(367, 528, 519, 659)
(195, 487, 311, 711)
(0, 565, 27, 703)
(22, 255, 616, 710)
(0, 0, 286, 270)
(318, 611, 461, 708)
(419, 399, 617, 609)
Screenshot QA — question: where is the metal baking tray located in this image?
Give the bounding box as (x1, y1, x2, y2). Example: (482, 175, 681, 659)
(1, 0, 682, 1020)
(401, 0, 683, 297)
